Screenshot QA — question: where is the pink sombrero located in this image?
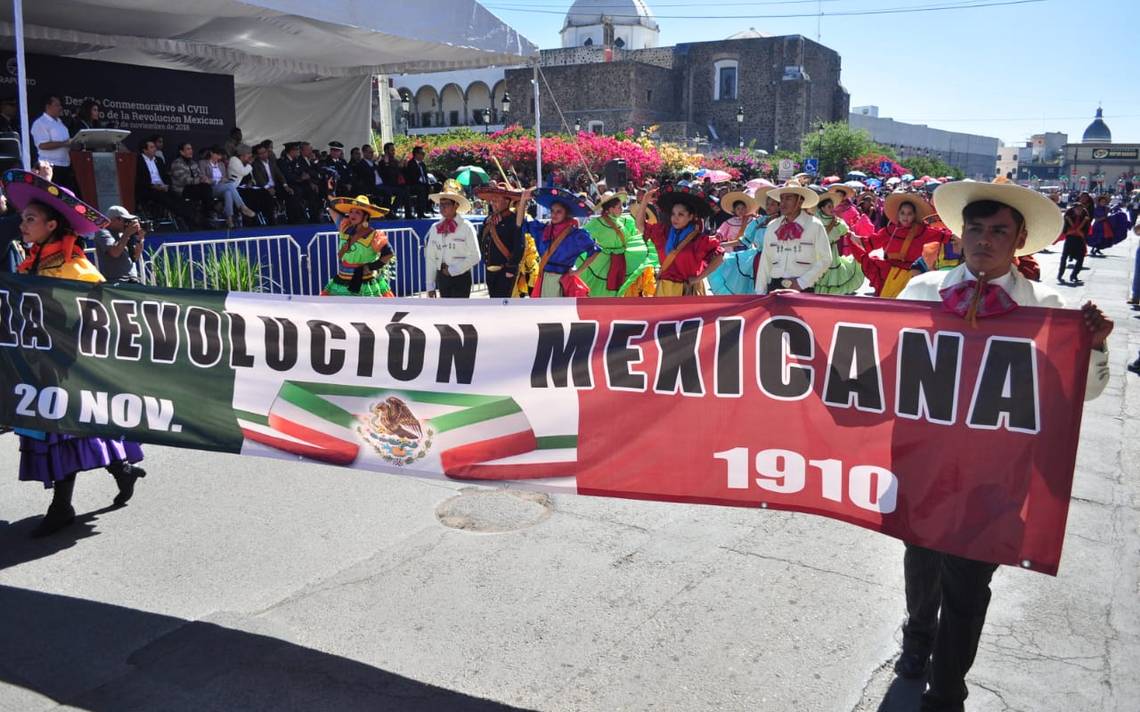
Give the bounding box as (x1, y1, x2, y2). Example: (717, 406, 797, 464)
(2, 169, 109, 235)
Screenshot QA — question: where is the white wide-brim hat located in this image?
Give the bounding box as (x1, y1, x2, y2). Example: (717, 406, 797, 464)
(932, 182, 1063, 257)
(766, 185, 819, 210)
(429, 191, 472, 215)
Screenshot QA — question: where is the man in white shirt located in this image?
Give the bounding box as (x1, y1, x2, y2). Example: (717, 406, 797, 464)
(30, 94, 76, 191)
(892, 181, 1113, 712)
(754, 185, 832, 294)
(424, 181, 481, 298)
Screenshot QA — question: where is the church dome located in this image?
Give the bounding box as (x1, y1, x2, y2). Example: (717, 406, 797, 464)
(1082, 107, 1112, 143)
(562, 0, 660, 32)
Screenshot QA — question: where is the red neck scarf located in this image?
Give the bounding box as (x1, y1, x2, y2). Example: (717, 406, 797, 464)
(543, 218, 578, 244)
(438, 219, 457, 235)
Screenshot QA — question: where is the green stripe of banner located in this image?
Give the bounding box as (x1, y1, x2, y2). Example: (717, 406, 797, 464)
(536, 435, 578, 449)
(280, 383, 356, 428)
(286, 382, 502, 408)
(235, 410, 269, 426)
(431, 398, 522, 433)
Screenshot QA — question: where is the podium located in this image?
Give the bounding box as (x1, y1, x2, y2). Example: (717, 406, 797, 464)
(69, 129, 136, 213)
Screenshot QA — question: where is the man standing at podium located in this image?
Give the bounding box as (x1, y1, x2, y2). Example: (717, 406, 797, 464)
(30, 94, 76, 192)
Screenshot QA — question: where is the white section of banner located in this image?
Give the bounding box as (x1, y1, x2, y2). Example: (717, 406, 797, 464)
(236, 76, 372, 153)
(226, 293, 583, 489)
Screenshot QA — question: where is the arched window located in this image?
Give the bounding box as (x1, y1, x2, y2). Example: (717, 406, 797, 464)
(713, 59, 739, 101)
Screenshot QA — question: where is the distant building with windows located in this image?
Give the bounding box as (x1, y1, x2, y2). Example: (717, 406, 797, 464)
(392, 0, 849, 151)
(847, 111, 1000, 180)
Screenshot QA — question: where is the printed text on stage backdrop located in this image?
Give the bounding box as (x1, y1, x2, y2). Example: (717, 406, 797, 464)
(0, 274, 1092, 574)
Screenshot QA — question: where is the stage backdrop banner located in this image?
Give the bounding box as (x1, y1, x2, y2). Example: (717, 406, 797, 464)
(2, 51, 235, 152)
(0, 274, 1092, 575)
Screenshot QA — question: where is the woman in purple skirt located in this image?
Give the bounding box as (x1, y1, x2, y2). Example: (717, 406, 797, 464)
(2, 169, 147, 537)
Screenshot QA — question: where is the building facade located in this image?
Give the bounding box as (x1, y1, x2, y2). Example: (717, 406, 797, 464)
(847, 112, 1000, 180)
(395, 1, 849, 152)
(505, 34, 848, 153)
(1061, 108, 1138, 192)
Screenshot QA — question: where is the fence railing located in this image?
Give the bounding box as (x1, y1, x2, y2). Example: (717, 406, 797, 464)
(138, 222, 488, 296)
(143, 235, 303, 294)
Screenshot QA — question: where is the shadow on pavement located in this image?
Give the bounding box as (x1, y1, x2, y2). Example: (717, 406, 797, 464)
(0, 505, 122, 570)
(0, 585, 534, 711)
(875, 674, 926, 711)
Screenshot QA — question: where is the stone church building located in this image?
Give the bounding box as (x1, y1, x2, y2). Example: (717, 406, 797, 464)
(397, 0, 849, 153)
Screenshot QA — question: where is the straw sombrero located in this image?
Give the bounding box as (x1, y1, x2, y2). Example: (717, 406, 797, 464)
(884, 191, 934, 223)
(474, 181, 525, 202)
(430, 179, 472, 214)
(933, 182, 1063, 257)
(594, 190, 629, 213)
(534, 187, 593, 219)
(819, 189, 849, 209)
(330, 194, 388, 218)
(719, 191, 758, 215)
(1, 169, 109, 235)
(658, 186, 718, 220)
(766, 184, 819, 210)
(829, 183, 857, 202)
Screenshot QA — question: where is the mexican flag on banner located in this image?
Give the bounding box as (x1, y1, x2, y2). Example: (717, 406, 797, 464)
(236, 383, 578, 481)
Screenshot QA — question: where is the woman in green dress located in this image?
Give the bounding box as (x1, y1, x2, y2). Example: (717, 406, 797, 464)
(321, 194, 395, 297)
(579, 190, 659, 297)
(813, 190, 865, 295)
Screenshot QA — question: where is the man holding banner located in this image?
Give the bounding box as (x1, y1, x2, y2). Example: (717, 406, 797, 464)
(893, 181, 1112, 712)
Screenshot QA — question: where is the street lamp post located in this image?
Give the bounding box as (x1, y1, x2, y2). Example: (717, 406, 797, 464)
(501, 92, 511, 126)
(736, 105, 744, 149)
(399, 90, 411, 136)
(574, 118, 581, 134)
(817, 123, 824, 176)
(483, 107, 492, 135)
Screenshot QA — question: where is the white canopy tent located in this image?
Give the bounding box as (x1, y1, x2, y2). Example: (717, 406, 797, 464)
(1, 0, 537, 165)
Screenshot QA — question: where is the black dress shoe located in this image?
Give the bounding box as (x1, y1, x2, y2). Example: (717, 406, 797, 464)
(31, 504, 76, 538)
(107, 461, 147, 506)
(894, 649, 930, 679)
(920, 690, 965, 712)
(1128, 360, 1140, 376)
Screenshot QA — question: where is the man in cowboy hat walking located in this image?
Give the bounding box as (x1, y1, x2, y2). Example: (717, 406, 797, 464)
(425, 180, 481, 299)
(893, 181, 1113, 711)
(754, 184, 832, 295)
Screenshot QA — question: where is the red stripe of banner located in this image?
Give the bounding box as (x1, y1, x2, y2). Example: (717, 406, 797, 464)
(440, 430, 539, 478)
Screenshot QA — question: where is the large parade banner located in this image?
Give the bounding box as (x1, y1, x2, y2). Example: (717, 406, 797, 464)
(0, 273, 1092, 574)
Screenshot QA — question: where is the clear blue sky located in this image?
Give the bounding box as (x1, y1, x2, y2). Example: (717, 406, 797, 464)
(482, 0, 1139, 146)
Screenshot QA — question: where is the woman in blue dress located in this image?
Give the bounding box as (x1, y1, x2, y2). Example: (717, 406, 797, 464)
(520, 187, 601, 297)
(708, 193, 779, 295)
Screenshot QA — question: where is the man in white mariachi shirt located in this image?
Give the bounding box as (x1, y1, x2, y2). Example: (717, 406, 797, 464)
(424, 181, 481, 298)
(754, 184, 833, 294)
(890, 180, 1113, 712)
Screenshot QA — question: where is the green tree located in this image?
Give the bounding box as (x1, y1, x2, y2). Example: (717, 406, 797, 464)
(801, 122, 878, 176)
(899, 156, 965, 180)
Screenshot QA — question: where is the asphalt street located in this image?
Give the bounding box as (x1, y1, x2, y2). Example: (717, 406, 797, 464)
(0, 235, 1137, 712)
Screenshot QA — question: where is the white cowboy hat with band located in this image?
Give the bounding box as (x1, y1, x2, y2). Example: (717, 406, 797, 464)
(932, 181, 1063, 257)
(430, 179, 472, 214)
(766, 184, 820, 210)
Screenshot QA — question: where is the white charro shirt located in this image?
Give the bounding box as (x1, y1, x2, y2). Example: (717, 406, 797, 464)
(424, 217, 481, 290)
(754, 210, 833, 294)
(899, 263, 1109, 401)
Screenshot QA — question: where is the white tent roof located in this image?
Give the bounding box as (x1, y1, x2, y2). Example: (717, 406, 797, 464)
(0, 0, 538, 85)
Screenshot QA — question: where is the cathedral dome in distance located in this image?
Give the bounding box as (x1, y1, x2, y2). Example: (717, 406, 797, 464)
(1081, 107, 1111, 143)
